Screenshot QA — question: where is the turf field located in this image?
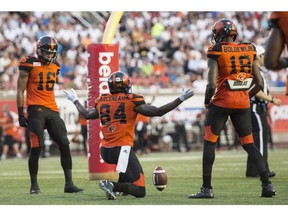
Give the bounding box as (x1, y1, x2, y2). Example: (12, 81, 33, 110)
(0, 148, 287, 211)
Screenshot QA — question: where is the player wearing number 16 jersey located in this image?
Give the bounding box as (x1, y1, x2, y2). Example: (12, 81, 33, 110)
(17, 35, 83, 194)
(188, 19, 276, 199)
(64, 71, 194, 200)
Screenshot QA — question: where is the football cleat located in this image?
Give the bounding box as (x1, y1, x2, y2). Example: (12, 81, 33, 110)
(261, 184, 276, 197)
(188, 187, 214, 198)
(64, 183, 84, 193)
(30, 183, 40, 194)
(268, 171, 276, 178)
(99, 180, 116, 200)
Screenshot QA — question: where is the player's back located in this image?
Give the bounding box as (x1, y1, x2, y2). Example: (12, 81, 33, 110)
(19, 56, 60, 112)
(95, 92, 145, 147)
(207, 42, 256, 109)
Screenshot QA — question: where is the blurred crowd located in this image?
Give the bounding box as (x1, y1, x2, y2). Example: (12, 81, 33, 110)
(0, 11, 287, 92)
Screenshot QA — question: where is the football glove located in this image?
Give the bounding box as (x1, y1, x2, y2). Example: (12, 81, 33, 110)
(63, 88, 79, 103)
(179, 88, 194, 101)
(18, 116, 28, 127)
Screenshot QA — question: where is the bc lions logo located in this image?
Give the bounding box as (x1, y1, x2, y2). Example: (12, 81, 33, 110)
(237, 73, 248, 81)
(107, 125, 116, 133)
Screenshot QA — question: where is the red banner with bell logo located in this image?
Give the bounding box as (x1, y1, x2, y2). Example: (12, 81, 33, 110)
(87, 44, 119, 180)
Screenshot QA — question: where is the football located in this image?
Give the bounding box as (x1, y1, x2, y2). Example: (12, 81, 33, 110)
(152, 166, 168, 191)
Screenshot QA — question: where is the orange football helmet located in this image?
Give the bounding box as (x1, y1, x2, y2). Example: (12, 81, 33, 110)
(36, 35, 58, 65)
(108, 71, 132, 94)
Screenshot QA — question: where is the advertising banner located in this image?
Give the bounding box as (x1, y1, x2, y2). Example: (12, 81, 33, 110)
(86, 44, 119, 179)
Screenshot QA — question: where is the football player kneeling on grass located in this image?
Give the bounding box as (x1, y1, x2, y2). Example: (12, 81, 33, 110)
(64, 71, 194, 200)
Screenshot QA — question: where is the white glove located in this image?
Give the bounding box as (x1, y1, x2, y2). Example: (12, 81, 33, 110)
(179, 88, 194, 101)
(63, 88, 78, 103)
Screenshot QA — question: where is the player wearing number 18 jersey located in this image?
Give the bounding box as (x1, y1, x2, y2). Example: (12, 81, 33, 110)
(17, 35, 83, 194)
(188, 19, 276, 199)
(207, 41, 256, 109)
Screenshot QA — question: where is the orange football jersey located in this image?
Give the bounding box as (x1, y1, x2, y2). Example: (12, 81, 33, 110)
(207, 42, 256, 109)
(136, 113, 149, 124)
(19, 56, 60, 112)
(95, 92, 145, 148)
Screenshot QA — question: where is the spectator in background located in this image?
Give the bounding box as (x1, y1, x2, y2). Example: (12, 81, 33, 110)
(0, 12, 286, 91)
(171, 107, 190, 152)
(141, 56, 154, 77)
(134, 113, 150, 155)
(153, 56, 167, 77)
(150, 18, 165, 39)
(0, 110, 3, 156)
(147, 116, 165, 152)
(193, 109, 207, 149)
(0, 104, 22, 160)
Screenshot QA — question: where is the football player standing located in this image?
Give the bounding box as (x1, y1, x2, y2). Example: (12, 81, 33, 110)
(189, 19, 276, 198)
(17, 35, 83, 194)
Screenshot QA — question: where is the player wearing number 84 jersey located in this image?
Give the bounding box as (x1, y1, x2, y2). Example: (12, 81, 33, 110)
(17, 35, 83, 195)
(64, 71, 194, 199)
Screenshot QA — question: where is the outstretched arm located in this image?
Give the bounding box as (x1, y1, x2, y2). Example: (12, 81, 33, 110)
(135, 88, 194, 117)
(63, 89, 99, 119)
(74, 100, 99, 119)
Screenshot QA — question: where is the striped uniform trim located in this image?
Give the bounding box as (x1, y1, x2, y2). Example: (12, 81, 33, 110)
(252, 103, 264, 155)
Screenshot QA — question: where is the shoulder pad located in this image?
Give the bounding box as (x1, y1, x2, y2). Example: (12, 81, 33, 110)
(132, 93, 144, 99)
(19, 56, 40, 72)
(19, 56, 39, 65)
(208, 43, 222, 52)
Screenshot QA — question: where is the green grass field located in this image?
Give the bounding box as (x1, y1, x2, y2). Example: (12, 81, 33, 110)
(0, 148, 287, 207)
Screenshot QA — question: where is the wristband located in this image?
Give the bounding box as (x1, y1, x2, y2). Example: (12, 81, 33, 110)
(18, 107, 24, 117)
(270, 97, 275, 103)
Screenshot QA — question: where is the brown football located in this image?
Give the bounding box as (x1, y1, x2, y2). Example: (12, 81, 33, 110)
(152, 166, 168, 191)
